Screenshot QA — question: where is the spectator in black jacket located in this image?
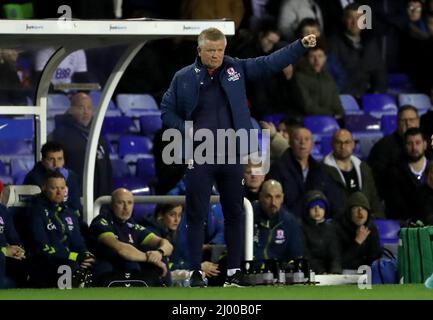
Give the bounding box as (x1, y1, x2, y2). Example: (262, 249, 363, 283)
(268, 127, 345, 218)
(50, 92, 112, 199)
(385, 128, 430, 224)
(23, 141, 82, 218)
(301, 190, 342, 274)
(328, 3, 387, 98)
(334, 191, 382, 270)
(368, 105, 420, 200)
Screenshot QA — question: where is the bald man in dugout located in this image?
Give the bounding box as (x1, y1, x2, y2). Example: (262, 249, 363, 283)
(90, 188, 173, 279)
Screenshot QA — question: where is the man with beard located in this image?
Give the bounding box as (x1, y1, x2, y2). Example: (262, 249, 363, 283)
(385, 128, 430, 224)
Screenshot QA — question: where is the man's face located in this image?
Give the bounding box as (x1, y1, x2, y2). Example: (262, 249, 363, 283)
(407, 1, 423, 22)
(197, 39, 226, 70)
(259, 31, 280, 53)
(44, 177, 67, 204)
(405, 133, 427, 162)
(259, 185, 284, 217)
(351, 206, 368, 226)
(112, 191, 134, 222)
(308, 49, 326, 73)
(244, 165, 265, 191)
(398, 109, 419, 135)
(42, 150, 65, 171)
(301, 25, 321, 38)
(290, 128, 313, 161)
(344, 10, 362, 37)
(70, 96, 93, 127)
(333, 130, 355, 160)
(160, 205, 183, 232)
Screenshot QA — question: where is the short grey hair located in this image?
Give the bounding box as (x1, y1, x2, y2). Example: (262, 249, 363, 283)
(197, 27, 227, 47)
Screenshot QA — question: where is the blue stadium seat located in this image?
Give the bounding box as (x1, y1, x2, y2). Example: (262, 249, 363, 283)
(139, 111, 162, 136)
(118, 135, 152, 158)
(136, 155, 156, 182)
(380, 114, 397, 135)
(89, 90, 121, 117)
(398, 93, 431, 114)
(320, 135, 333, 156)
(10, 157, 35, 184)
(373, 219, 400, 256)
(116, 93, 159, 117)
(133, 203, 157, 222)
(111, 159, 132, 179)
(0, 175, 13, 184)
(0, 160, 6, 175)
(102, 116, 135, 136)
(0, 140, 32, 156)
(387, 73, 413, 94)
(339, 94, 363, 115)
(345, 114, 381, 133)
(47, 93, 70, 117)
(361, 94, 397, 118)
(303, 115, 340, 135)
(352, 131, 384, 160)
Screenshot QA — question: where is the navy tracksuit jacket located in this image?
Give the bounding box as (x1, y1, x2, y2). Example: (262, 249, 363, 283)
(161, 39, 307, 271)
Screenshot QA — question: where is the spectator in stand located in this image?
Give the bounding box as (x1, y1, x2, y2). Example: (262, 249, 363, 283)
(23, 141, 82, 219)
(401, 0, 433, 93)
(228, 19, 282, 59)
(260, 119, 302, 163)
(253, 180, 304, 262)
(334, 191, 381, 270)
(90, 188, 172, 286)
(294, 42, 344, 119)
(323, 129, 383, 218)
(368, 105, 420, 200)
(328, 3, 387, 98)
(0, 180, 27, 289)
(27, 171, 95, 288)
(301, 190, 342, 274)
(267, 127, 345, 218)
(244, 161, 266, 202)
(50, 92, 112, 199)
(0, 48, 28, 105)
(296, 18, 346, 92)
(316, 0, 361, 37)
(385, 128, 430, 224)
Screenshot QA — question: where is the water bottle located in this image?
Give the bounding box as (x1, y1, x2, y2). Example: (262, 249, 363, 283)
(278, 269, 286, 285)
(309, 269, 316, 285)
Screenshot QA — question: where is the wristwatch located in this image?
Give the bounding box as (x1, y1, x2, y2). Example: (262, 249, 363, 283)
(157, 248, 165, 256)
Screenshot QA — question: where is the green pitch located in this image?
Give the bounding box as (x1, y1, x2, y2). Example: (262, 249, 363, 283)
(0, 284, 432, 300)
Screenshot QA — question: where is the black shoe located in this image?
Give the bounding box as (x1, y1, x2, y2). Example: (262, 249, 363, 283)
(224, 270, 251, 287)
(190, 270, 206, 288)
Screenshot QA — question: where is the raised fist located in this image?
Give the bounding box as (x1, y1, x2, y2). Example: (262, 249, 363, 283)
(301, 34, 317, 48)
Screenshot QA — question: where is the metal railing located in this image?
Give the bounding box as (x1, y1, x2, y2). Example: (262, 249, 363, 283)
(93, 195, 254, 261)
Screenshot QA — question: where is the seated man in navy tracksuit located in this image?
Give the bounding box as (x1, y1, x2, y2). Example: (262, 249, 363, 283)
(161, 27, 316, 287)
(27, 171, 94, 288)
(90, 188, 173, 287)
(0, 181, 27, 288)
(253, 180, 304, 264)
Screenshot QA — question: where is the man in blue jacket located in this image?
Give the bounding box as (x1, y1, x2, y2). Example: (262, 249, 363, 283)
(161, 27, 316, 287)
(27, 171, 94, 288)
